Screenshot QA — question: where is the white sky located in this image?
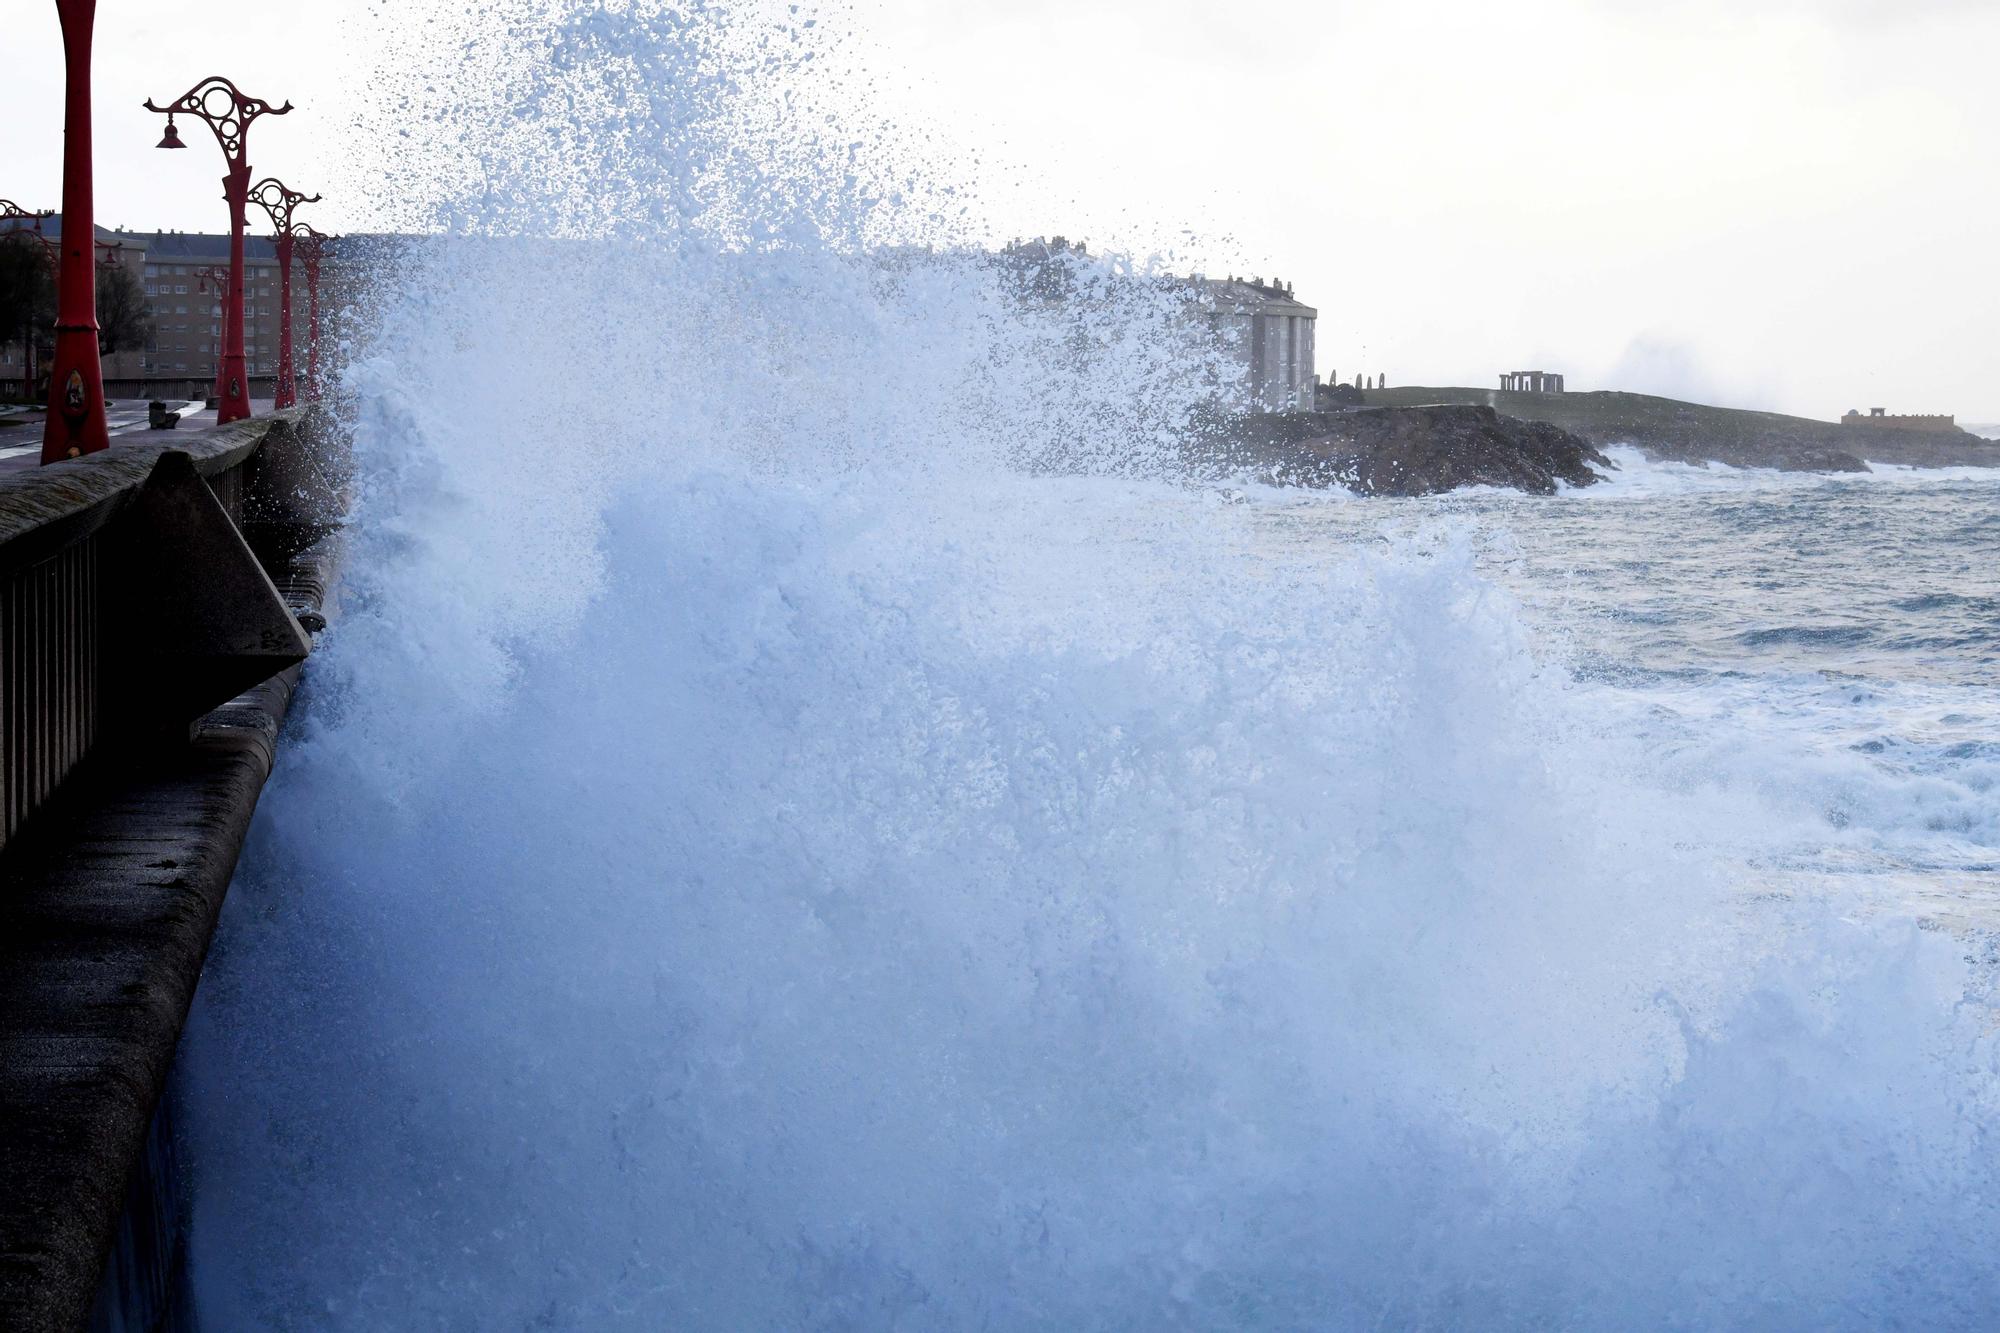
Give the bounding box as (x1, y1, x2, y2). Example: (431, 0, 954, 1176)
(3, 0, 1994, 419)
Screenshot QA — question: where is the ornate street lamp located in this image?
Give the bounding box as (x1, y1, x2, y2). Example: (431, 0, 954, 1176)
(0, 199, 59, 264)
(143, 76, 292, 425)
(291, 223, 331, 403)
(247, 177, 318, 410)
(0, 199, 57, 407)
(193, 263, 230, 401)
(41, 1, 110, 462)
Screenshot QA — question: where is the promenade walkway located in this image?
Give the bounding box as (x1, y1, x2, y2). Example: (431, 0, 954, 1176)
(0, 400, 243, 472)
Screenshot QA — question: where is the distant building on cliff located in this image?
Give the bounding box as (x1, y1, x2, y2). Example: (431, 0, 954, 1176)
(1842, 407, 1957, 433)
(1500, 370, 1565, 393)
(1195, 276, 1317, 413)
(984, 239, 1321, 415)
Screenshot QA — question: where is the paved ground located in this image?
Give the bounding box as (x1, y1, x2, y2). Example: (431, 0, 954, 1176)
(0, 400, 264, 471)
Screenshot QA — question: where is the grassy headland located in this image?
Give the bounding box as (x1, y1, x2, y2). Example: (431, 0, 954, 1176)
(1358, 387, 1996, 470)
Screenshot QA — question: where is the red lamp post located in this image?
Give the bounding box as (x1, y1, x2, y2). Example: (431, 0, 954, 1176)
(93, 241, 129, 385)
(247, 178, 318, 410)
(193, 264, 230, 401)
(41, 0, 110, 462)
(0, 200, 57, 407)
(143, 76, 292, 426)
(291, 223, 330, 403)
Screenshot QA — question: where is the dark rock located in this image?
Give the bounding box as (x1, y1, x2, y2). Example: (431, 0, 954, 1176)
(1314, 381, 1364, 410)
(1773, 447, 1870, 473)
(1204, 405, 1612, 496)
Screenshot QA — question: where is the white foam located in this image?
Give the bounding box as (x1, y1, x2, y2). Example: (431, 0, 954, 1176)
(1571, 444, 2000, 500)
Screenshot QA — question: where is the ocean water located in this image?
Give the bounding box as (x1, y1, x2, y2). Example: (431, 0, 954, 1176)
(175, 2, 2000, 1327)
(1251, 452, 2000, 929)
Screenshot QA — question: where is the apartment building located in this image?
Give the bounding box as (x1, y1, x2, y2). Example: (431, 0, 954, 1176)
(1, 219, 313, 400)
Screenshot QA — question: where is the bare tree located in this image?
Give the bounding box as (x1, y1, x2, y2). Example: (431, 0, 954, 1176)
(94, 262, 154, 356)
(0, 234, 56, 400)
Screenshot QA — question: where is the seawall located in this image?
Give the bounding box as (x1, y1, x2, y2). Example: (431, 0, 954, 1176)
(0, 411, 342, 1331)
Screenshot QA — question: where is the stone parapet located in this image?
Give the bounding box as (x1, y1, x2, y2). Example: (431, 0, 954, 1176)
(1841, 410, 1957, 433)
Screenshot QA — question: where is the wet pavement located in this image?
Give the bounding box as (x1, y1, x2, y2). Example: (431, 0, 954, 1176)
(0, 399, 264, 471)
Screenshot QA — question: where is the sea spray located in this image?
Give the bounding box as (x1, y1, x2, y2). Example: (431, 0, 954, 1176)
(179, 0, 2000, 1325)
(185, 464, 2000, 1325)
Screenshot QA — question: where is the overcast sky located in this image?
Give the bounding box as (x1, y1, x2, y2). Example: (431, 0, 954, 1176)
(4, 0, 1994, 419)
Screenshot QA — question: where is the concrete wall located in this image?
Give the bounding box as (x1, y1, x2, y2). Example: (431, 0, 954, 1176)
(1841, 411, 1957, 433)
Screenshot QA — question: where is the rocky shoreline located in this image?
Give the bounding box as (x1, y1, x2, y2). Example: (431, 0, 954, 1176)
(1360, 387, 2000, 473)
(1198, 405, 1612, 497)
(1184, 387, 1999, 498)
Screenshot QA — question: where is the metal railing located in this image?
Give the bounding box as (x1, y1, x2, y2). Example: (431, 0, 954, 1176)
(0, 407, 342, 857)
(2, 538, 98, 843)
